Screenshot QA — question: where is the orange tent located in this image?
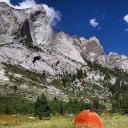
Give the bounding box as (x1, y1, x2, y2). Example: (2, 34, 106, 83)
(74, 110, 104, 128)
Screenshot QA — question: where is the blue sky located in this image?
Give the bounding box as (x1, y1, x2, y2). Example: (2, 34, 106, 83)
(10, 0, 128, 55)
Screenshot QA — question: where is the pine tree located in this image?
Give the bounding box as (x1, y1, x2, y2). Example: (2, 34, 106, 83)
(12, 85, 17, 93)
(34, 94, 50, 119)
(59, 102, 64, 115)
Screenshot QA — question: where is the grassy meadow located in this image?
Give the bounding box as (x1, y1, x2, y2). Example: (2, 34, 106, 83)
(0, 114, 128, 128)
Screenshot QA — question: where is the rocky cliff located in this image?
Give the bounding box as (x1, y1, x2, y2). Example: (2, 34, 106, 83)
(0, 2, 128, 110)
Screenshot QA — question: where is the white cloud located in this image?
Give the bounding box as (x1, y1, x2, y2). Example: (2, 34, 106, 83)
(0, 0, 61, 26)
(43, 4, 61, 26)
(123, 15, 128, 32)
(89, 18, 99, 28)
(13, 0, 37, 9)
(124, 14, 128, 23)
(125, 28, 128, 32)
(0, 0, 10, 5)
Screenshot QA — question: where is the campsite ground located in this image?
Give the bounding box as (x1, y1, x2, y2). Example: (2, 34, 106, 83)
(0, 114, 128, 128)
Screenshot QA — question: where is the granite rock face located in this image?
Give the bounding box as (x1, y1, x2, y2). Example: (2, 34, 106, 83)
(0, 2, 85, 76)
(0, 2, 127, 74)
(0, 2, 128, 102)
(98, 52, 128, 72)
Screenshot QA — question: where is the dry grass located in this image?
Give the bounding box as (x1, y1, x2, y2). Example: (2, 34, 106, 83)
(0, 114, 29, 121)
(103, 114, 128, 128)
(0, 114, 128, 128)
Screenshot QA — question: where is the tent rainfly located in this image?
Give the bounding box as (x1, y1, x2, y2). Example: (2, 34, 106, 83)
(74, 110, 104, 128)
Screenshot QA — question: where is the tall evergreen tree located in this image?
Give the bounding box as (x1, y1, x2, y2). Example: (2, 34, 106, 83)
(34, 94, 50, 119)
